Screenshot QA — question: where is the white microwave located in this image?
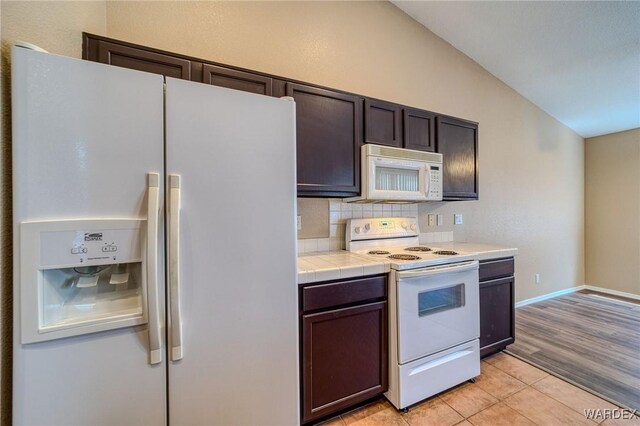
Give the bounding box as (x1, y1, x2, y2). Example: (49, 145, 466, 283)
(346, 144, 443, 202)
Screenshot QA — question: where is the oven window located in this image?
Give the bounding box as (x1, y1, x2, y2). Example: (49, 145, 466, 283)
(418, 284, 465, 316)
(375, 167, 419, 192)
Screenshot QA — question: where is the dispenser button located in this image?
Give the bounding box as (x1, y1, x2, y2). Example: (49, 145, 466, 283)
(71, 247, 87, 255)
(102, 245, 117, 253)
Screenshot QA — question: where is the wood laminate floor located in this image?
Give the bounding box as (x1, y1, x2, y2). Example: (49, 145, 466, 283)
(506, 290, 640, 412)
(319, 353, 638, 425)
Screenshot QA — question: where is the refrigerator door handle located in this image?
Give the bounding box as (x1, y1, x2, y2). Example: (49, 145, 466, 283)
(169, 174, 184, 361)
(147, 173, 163, 365)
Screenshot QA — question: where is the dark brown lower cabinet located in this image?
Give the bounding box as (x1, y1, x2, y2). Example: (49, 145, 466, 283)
(300, 276, 387, 424)
(479, 258, 515, 357)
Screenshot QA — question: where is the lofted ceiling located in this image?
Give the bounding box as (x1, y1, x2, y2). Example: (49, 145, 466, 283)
(392, 1, 640, 138)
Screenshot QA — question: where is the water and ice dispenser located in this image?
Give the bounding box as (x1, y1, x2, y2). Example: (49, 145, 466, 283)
(20, 219, 148, 343)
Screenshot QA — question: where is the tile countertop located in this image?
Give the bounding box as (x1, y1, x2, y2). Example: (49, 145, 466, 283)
(297, 251, 390, 284)
(298, 242, 517, 284)
(435, 242, 518, 262)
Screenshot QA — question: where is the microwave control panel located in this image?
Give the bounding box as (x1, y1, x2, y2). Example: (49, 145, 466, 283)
(426, 164, 442, 200)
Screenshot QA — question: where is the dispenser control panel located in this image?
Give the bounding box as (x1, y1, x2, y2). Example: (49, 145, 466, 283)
(40, 227, 142, 267)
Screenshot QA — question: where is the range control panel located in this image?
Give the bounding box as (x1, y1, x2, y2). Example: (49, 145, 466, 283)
(38, 225, 142, 268)
(348, 217, 420, 241)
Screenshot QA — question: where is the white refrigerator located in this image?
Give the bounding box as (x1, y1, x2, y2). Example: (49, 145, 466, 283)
(12, 46, 299, 425)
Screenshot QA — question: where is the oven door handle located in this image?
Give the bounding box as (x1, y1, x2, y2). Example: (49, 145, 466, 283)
(397, 260, 479, 280)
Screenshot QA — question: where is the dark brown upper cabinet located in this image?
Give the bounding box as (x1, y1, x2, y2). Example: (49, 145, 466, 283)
(436, 116, 479, 200)
(83, 34, 481, 201)
(404, 108, 436, 152)
(201, 64, 273, 96)
(364, 99, 403, 148)
(83, 36, 191, 80)
(286, 83, 363, 197)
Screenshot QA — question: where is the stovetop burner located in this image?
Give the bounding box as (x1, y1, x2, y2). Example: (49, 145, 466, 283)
(433, 250, 458, 255)
(368, 250, 391, 255)
(405, 246, 432, 252)
(388, 254, 421, 261)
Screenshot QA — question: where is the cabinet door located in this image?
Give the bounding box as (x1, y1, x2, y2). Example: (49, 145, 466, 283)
(436, 116, 479, 200)
(287, 83, 363, 197)
(365, 99, 402, 147)
(302, 302, 387, 423)
(404, 108, 436, 152)
(479, 277, 515, 357)
(87, 39, 191, 80)
(201, 64, 272, 96)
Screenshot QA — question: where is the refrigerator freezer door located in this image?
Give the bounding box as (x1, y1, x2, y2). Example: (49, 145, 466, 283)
(12, 47, 166, 425)
(19, 219, 146, 344)
(166, 79, 299, 425)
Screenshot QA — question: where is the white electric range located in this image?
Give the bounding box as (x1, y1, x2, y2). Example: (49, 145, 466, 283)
(346, 217, 481, 411)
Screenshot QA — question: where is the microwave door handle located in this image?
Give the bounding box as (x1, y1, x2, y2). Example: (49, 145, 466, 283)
(397, 260, 479, 280)
(424, 166, 430, 196)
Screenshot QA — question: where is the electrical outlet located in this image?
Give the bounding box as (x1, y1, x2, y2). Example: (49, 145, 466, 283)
(535, 273, 540, 285)
(297, 215, 302, 231)
(437, 214, 443, 226)
(454, 214, 463, 225)
(428, 214, 436, 227)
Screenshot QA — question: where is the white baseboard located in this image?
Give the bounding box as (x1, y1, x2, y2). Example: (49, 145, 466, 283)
(515, 284, 640, 308)
(582, 285, 640, 301)
(515, 286, 585, 308)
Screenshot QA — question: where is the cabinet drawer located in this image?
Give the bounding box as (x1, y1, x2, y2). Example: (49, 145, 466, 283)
(302, 275, 387, 312)
(479, 257, 514, 282)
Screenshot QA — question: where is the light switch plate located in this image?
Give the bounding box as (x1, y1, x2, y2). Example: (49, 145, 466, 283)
(428, 214, 436, 227)
(454, 214, 463, 225)
(437, 214, 443, 226)
(297, 215, 302, 231)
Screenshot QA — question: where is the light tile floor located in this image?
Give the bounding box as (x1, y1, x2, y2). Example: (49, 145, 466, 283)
(319, 352, 640, 426)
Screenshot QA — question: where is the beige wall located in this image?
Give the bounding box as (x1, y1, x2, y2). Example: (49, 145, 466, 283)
(0, 1, 587, 420)
(105, 1, 584, 302)
(0, 1, 107, 421)
(585, 128, 640, 296)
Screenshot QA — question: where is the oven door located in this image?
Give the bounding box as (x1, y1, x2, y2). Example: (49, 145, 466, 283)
(396, 260, 479, 364)
(367, 155, 428, 201)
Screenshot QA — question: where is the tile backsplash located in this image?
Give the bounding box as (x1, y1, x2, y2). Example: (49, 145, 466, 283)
(297, 199, 454, 254)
